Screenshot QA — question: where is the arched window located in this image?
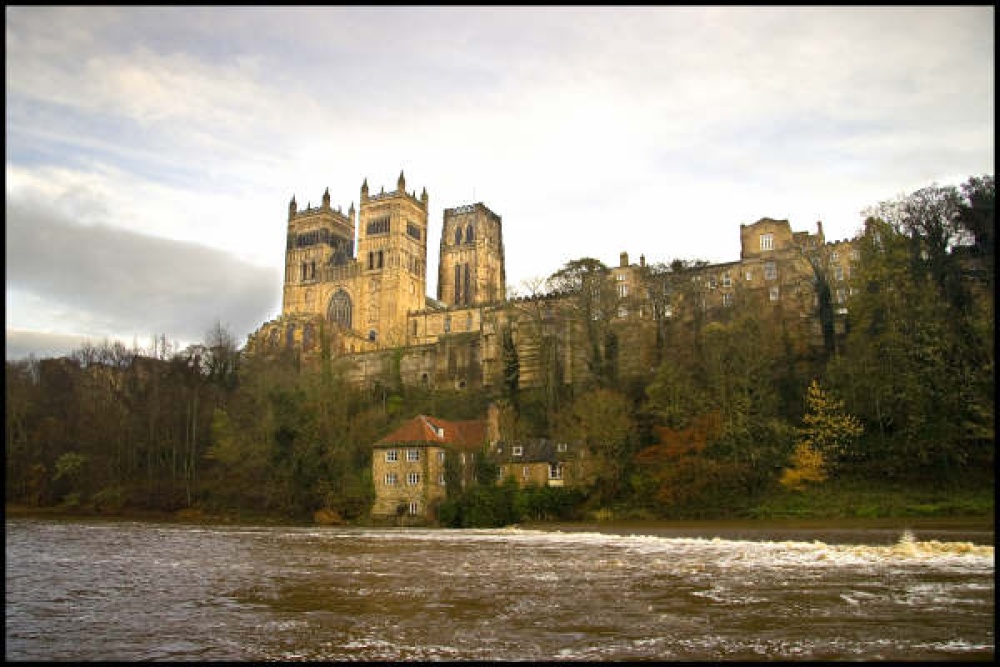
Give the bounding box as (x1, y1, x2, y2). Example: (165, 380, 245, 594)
(377, 250, 384, 269)
(327, 289, 352, 329)
(303, 323, 314, 351)
(466, 224, 474, 244)
(454, 226, 463, 246)
(285, 324, 296, 349)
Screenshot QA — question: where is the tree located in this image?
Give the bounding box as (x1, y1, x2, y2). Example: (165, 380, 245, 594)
(553, 387, 635, 503)
(779, 443, 828, 492)
(546, 258, 620, 387)
(798, 380, 863, 470)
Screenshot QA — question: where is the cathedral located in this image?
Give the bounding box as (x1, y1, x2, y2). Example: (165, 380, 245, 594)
(247, 171, 857, 391)
(248, 172, 515, 389)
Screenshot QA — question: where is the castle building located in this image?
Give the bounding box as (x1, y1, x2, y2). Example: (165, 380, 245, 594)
(247, 172, 858, 391)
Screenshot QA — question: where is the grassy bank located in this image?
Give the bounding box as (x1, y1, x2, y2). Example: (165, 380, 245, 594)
(743, 476, 995, 521)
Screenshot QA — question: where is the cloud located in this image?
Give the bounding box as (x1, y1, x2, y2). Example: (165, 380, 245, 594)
(5, 196, 281, 352)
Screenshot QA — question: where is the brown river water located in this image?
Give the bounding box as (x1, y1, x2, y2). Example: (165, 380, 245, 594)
(4, 517, 994, 661)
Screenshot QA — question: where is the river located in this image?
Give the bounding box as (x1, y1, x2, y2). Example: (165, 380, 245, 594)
(5, 517, 994, 661)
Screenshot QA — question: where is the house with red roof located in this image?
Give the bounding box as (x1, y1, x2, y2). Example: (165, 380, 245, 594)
(371, 414, 489, 523)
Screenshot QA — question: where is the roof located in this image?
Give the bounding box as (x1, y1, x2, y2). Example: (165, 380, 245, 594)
(491, 439, 581, 463)
(376, 414, 486, 452)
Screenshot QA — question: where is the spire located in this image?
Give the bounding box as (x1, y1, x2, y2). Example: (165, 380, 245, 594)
(397, 170, 406, 193)
(288, 195, 297, 220)
(322, 187, 331, 209)
(420, 186, 428, 204)
(361, 178, 369, 202)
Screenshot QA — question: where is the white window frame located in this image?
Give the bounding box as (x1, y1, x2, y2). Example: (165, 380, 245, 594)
(722, 292, 733, 307)
(384, 472, 397, 486)
(385, 449, 399, 462)
(549, 463, 564, 480)
(556, 443, 567, 452)
(760, 233, 774, 251)
(406, 449, 420, 462)
(408, 501, 419, 515)
(522, 466, 530, 479)
(512, 445, 523, 456)
(722, 272, 731, 288)
(407, 472, 420, 486)
(769, 286, 780, 302)
(764, 261, 777, 281)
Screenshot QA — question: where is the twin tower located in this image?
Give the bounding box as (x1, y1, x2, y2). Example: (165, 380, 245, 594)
(281, 172, 506, 350)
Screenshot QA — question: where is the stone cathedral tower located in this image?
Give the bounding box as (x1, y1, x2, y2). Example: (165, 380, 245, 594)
(280, 171, 429, 349)
(355, 171, 430, 346)
(437, 202, 507, 307)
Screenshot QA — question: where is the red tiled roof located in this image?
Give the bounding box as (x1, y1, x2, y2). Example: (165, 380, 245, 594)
(376, 414, 486, 451)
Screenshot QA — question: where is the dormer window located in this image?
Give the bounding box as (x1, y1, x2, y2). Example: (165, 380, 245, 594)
(512, 446, 523, 456)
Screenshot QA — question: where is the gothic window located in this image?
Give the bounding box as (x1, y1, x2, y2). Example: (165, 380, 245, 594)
(366, 216, 390, 235)
(454, 226, 463, 246)
(310, 261, 316, 280)
(377, 250, 384, 269)
(285, 324, 296, 349)
(327, 290, 352, 329)
(368, 252, 374, 270)
(834, 265, 844, 281)
(303, 323, 314, 351)
(411, 319, 418, 337)
(268, 328, 279, 349)
(454, 264, 462, 304)
(466, 224, 474, 244)
(464, 264, 472, 305)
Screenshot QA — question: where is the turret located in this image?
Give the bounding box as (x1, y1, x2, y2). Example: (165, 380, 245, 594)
(288, 195, 297, 221)
(397, 170, 406, 193)
(322, 187, 331, 210)
(361, 178, 369, 203)
(421, 186, 428, 206)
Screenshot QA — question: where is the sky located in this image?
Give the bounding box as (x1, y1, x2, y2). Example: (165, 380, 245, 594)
(5, 6, 995, 360)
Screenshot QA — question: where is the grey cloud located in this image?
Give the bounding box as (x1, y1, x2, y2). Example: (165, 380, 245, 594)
(5, 197, 281, 353)
(5, 330, 95, 361)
